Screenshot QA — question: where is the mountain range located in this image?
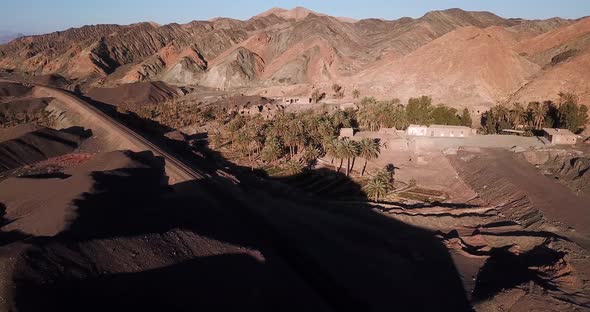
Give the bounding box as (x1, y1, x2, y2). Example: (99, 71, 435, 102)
(0, 7, 589, 108)
(0, 31, 26, 44)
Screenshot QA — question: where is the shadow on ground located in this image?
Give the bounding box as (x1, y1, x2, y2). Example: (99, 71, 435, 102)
(4, 94, 476, 311)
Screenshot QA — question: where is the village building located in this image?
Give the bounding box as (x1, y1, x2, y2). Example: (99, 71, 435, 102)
(542, 128, 577, 145)
(378, 128, 398, 135)
(282, 97, 312, 104)
(406, 125, 475, 137)
(339, 128, 355, 138)
(470, 105, 488, 116)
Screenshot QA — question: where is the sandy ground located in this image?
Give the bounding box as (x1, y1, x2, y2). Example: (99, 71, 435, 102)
(359, 134, 546, 201)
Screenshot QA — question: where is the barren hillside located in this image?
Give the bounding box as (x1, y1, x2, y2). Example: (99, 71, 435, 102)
(356, 26, 541, 107)
(0, 7, 588, 108)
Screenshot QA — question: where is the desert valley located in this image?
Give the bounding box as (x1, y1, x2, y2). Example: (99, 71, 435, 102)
(1, 4, 590, 312)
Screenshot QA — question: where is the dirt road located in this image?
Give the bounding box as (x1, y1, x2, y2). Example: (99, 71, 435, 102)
(32, 85, 201, 184)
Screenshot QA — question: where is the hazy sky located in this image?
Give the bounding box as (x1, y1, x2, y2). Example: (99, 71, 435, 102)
(2, 0, 589, 34)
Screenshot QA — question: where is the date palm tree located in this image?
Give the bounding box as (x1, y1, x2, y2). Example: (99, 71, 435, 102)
(363, 176, 389, 202)
(495, 105, 510, 124)
(261, 137, 283, 164)
(284, 159, 303, 176)
(510, 103, 526, 129)
(339, 138, 359, 176)
(527, 101, 546, 129)
(358, 138, 381, 176)
(323, 138, 340, 171)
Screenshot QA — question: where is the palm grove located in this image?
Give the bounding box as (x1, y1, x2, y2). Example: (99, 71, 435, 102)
(120, 91, 587, 201)
(481, 92, 588, 134)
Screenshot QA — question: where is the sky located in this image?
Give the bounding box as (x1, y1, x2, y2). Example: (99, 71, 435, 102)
(1, 0, 589, 34)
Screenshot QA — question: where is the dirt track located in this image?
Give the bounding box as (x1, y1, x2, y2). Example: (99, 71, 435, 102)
(31, 85, 201, 184)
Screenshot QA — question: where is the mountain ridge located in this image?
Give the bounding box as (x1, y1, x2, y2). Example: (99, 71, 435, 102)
(1, 7, 588, 108)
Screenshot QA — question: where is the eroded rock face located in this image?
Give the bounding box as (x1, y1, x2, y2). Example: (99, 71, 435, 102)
(522, 149, 590, 196)
(200, 47, 265, 89)
(86, 81, 181, 107)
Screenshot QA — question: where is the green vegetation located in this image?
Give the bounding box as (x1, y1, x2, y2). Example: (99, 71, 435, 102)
(129, 100, 225, 129)
(332, 84, 344, 99)
(311, 89, 325, 104)
(358, 138, 381, 176)
(461, 108, 472, 127)
(356, 96, 471, 131)
(191, 105, 386, 178)
(482, 92, 588, 134)
(362, 167, 394, 202)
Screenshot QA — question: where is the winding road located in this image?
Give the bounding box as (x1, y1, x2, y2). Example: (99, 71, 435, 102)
(32, 84, 202, 184)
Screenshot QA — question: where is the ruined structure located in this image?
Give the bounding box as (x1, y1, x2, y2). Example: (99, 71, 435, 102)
(543, 128, 577, 145)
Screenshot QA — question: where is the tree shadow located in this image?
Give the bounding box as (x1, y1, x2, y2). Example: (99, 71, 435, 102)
(379, 201, 481, 210)
(6, 94, 478, 311)
(61, 126, 93, 139)
(273, 168, 365, 200)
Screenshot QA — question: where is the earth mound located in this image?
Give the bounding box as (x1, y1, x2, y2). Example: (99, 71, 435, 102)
(0, 149, 332, 311)
(0, 81, 32, 98)
(86, 81, 181, 106)
(0, 125, 84, 171)
(31, 74, 72, 89)
(0, 97, 52, 114)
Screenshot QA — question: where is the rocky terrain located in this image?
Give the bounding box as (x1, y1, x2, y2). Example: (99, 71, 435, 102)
(0, 7, 588, 108)
(2, 6, 590, 312)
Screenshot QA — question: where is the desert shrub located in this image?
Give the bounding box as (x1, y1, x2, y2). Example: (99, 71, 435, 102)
(311, 89, 326, 103)
(332, 84, 344, 99)
(352, 89, 360, 99)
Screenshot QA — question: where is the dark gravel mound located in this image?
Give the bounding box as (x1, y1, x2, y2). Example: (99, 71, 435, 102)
(86, 81, 180, 107)
(0, 97, 52, 114)
(0, 81, 32, 98)
(0, 126, 83, 171)
(31, 74, 71, 89)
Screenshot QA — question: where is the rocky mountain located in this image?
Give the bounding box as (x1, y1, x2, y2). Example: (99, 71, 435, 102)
(0, 7, 588, 108)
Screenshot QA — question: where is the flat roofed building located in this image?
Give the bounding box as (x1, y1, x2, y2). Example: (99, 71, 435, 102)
(407, 125, 475, 137)
(543, 128, 577, 145)
(339, 128, 355, 138)
(407, 125, 428, 136)
(283, 97, 312, 104)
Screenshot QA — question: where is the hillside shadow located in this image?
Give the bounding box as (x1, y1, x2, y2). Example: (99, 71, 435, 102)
(0, 202, 29, 246)
(16, 253, 327, 312)
(10, 94, 475, 311)
(272, 168, 365, 200)
(472, 245, 564, 301)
